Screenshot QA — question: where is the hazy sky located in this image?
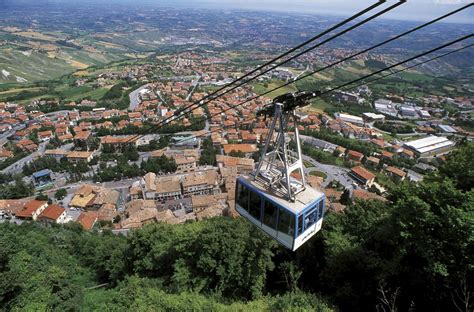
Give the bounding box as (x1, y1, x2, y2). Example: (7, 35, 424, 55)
(2, 0, 473, 24)
(150, 0, 474, 23)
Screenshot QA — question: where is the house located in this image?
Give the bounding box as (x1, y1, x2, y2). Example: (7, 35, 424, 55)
(98, 203, 117, 222)
(66, 151, 94, 163)
(182, 170, 219, 197)
(174, 155, 197, 172)
(69, 184, 119, 211)
(16, 139, 38, 152)
(155, 176, 182, 202)
(349, 166, 376, 187)
(366, 156, 380, 168)
(223, 144, 258, 156)
(38, 204, 67, 224)
(216, 155, 254, 174)
(101, 135, 140, 151)
(77, 211, 98, 230)
(386, 166, 407, 181)
(73, 131, 92, 150)
(140, 172, 157, 200)
(0, 149, 13, 161)
(346, 150, 364, 163)
(121, 199, 158, 229)
(58, 133, 73, 142)
(38, 130, 53, 142)
(382, 150, 394, 160)
(44, 149, 68, 162)
(353, 189, 386, 201)
(400, 148, 415, 159)
(15, 200, 48, 220)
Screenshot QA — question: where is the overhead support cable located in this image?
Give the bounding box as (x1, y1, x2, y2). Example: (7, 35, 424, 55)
(168, 38, 474, 146)
(155, 0, 404, 129)
(173, 33, 473, 143)
(340, 43, 474, 90)
(144, 3, 472, 138)
(196, 3, 474, 118)
(153, 2, 471, 134)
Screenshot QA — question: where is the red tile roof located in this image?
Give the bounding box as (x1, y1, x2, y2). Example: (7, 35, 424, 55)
(15, 200, 47, 218)
(39, 204, 65, 221)
(77, 211, 98, 230)
(386, 166, 407, 178)
(351, 166, 375, 182)
(223, 144, 257, 154)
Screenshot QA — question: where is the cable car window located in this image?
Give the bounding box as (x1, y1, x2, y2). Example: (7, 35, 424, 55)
(236, 182, 249, 211)
(278, 209, 295, 236)
(248, 191, 262, 221)
(318, 200, 324, 219)
(304, 208, 317, 230)
(263, 200, 278, 230)
(297, 215, 303, 236)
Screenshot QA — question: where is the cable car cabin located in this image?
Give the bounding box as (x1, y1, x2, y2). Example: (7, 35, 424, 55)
(236, 175, 325, 251)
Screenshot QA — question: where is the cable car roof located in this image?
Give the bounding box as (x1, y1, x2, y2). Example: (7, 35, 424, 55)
(238, 174, 324, 215)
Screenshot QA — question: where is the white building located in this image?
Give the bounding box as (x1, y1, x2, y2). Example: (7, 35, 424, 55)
(417, 110, 431, 119)
(437, 125, 457, 133)
(334, 113, 364, 125)
(403, 136, 455, 157)
(374, 99, 398, 117)
(400, 106, 416, 117)
(362, 113, 386, 123)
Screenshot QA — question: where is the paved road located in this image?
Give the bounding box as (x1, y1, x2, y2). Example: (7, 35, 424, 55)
(1, 142, 47, 175)
(128, 83, 152, 111)
(186, 75, 201, 101)
(302, 155, 355, 190)
(0, 125, 25, 147)
(300, 135, 338, 151)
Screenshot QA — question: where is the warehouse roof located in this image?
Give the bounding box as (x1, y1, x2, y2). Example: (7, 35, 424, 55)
(403, 136, 454, 154)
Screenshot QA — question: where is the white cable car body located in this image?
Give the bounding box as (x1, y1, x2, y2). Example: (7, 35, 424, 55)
(235, 92, 325, 251)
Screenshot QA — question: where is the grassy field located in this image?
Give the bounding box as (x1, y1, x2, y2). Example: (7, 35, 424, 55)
(305, 98, 336, 114)
(252, 80, 298, 98)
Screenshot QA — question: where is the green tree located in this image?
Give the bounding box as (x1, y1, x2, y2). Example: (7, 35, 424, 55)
(55, 188, 68, 200)
(438, 142, 473, 191)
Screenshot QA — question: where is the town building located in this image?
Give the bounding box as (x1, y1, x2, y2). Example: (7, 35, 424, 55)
(44, 149, 68, 162)
(403, 136, 455, 157)
(222, 144, 258, 156)
(69, 184, 120, 211)
(349, 166, 376, 187)
(15, 200, 48, 220)
(32, 169, 53, 186)
(101, 135, 140, 151)
(77, 211, 98, 230)
(216, 155, 254, 174)
(182, 170, 220, 197)
(346, 150, 364, 163)
(66, 151, 94, 163)
(334, 113, 364, 125)
(362, 113, 386, 123)
(38, 204, 67, 224)
(155, 176, 182, 202)
(386, 166, 407, 181)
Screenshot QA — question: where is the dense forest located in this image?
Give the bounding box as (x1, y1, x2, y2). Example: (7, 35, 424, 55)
(0, 143, 472, 311)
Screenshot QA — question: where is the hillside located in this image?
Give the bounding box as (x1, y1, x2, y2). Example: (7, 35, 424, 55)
(0, 144, 472, 311)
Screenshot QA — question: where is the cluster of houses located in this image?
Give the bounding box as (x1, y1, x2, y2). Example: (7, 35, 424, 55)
(117, 154, 255, 229)
(0, 198, 88, 229)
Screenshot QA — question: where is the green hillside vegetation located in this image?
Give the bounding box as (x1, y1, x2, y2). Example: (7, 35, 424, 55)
(0, 143, 472, 311)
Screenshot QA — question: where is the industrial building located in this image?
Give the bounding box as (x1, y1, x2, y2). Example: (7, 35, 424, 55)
(334, 113, 364, 125)
(403, 136, 455, 157)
